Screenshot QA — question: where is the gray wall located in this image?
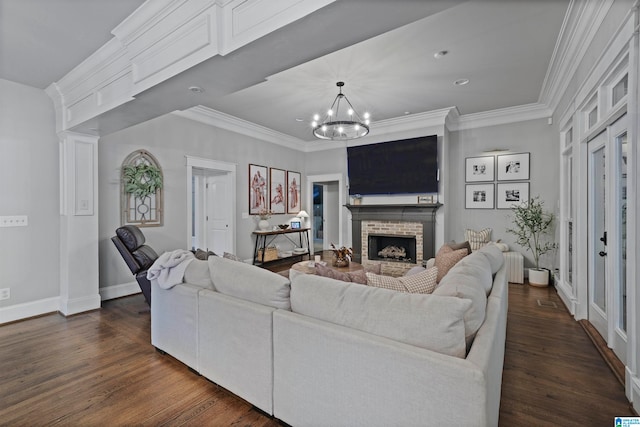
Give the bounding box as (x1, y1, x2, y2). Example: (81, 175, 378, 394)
(0, 79, 60, 308)
(98, 114, 305, 289)
(448, 118, 559, 269)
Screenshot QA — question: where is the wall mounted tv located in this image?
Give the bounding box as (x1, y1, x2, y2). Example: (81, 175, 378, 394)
(347, 135, 438, 195)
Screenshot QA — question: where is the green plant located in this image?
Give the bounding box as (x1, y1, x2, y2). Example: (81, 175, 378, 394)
(506, 196, 557, 270)
(122, 163, 163, 200)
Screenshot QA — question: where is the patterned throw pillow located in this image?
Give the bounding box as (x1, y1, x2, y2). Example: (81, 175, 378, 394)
(446, 240, 472, 255)
(464, 228, 492, 251)
(365, 267, 438, 294)
(315, 264, 368, 284)
(434, 245, 468, 283)
(223, 252, 242, 262)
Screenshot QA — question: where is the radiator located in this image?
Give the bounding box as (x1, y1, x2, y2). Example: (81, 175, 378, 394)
(503, 251, 524, 284)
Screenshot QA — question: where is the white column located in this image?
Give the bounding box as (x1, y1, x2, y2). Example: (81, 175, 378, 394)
(58, 131, 101, 315)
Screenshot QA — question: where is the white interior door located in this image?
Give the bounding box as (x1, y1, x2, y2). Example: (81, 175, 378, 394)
(588, 132, 608, 339)
(205, 173, 233, 255)
(587, 116, 628, 364)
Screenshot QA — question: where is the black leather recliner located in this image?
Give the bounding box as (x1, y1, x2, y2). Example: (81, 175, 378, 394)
(111, 225, 158, 305)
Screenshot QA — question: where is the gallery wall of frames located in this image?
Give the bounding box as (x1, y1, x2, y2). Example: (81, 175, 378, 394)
(464, 153, 530, 209)
(248, 164, 301, 215)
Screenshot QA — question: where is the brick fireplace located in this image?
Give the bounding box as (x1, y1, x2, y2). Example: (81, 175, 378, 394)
(346, 204, 441, 276)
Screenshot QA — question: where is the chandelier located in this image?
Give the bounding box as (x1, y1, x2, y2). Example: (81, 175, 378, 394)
(312, 82, 370, 140)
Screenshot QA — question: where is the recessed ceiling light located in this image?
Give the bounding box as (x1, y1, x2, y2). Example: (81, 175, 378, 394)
(454, 78, 470, 86)
(404, 111, 411, 115)
(295, 118, 304, 122)
(434, 50, 448, 59)
(188, 86, 204, 93)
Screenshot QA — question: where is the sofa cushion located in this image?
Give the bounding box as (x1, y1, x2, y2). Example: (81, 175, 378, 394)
(208, 256, 291, 310)
(477, 243, 505, 274)
(404, 266, 426, 276)
(315, 263, 367, 284)
(464, 228, 492, 251)
(434, 245, 468, 282)
(366, 267, 438, 294)
(132, 245, 158, 270)
(453, 252, 494, 295)
(447, 240, 472, 255)
(290, 274, 471, 358)
(184, 259, 214, 289)
(433, 258, 489, 345)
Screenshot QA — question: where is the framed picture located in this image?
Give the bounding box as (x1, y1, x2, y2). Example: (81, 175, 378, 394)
(269, 168, 286, 214)
(497, 152, 530, 181)
(287, 170, 301, 214)
(465, 184, 494, 209)
(497, 182, 530, 209)
(290, 220, 301, 229)
(465, 156, 495, 182)
(249, 164, 268, 215)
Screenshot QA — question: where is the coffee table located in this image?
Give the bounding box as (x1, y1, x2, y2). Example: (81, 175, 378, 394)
(291, 260, 364, 275)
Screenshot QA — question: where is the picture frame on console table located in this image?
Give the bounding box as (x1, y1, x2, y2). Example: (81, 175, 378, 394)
(249, 164, 268, 215)
(287, 170, 301, 214)
(465, 156, 495, 182)
(497, 152, 530, 181)
(497, 182, 529, 209)
(465, 184, 494, 209)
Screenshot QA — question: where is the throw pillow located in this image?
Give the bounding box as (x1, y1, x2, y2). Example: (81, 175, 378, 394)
(366, 267, 438, 294)
(446, 240, 472, 255)
(464, 228, 492, 251)
(434, 245, 468, 283)
(223, 252, 242, 262)
(194, 248, 217, 260)
(315, 264, 367, 285)
(363, 263, 382, 275)
(404, 266, 426, 276)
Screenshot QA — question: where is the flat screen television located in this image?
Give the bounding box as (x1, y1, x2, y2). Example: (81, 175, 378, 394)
(347, 135, 438, 195)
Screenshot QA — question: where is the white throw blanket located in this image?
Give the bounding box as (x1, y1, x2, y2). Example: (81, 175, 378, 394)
(147, 249, 195, 289)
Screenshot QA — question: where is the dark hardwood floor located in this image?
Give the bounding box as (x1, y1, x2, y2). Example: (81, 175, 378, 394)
(0, 283, 635, 426)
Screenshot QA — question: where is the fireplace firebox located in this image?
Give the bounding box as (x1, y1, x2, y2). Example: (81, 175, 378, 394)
(368, 234, 417, 262)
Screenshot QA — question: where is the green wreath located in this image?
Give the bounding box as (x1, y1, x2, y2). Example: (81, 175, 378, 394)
(123, 163, 163, 199)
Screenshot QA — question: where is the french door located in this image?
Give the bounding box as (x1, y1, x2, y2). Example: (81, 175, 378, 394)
(587, 115, 628, 364)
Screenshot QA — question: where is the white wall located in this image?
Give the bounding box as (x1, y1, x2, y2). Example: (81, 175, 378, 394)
(448, 118, 559, 269)
(98, 113, 305, 290)
(0, 79, 60, 317)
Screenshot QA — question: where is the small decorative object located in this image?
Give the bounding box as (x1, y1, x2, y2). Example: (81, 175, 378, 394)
(330, 243, 353, 268)
(249, 164, 268, 215)
(278, 224, 289, 230)
(465, 156, 495, 182)
(497, 152, 530, 181)
(417, 195, 435, 204)
(121, 150, 163, 227)
(123, 163, 163, 199)
(352, 194, 363, 205)
(506, 196, 558, 287)
(290, 220, 301, 229)
(465, 184, 494, 209)
(497, 182, 530, 209)
(257, 208, 272, 231)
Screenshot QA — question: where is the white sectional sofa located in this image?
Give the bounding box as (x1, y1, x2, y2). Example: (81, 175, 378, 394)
(150, 245, 507, 426)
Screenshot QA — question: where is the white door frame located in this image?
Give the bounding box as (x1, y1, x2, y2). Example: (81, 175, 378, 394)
(186, 156, 236, 254)
(306, 173, 345, 253)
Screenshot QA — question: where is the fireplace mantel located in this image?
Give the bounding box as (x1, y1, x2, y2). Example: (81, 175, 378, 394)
(345, 204, 442, 264)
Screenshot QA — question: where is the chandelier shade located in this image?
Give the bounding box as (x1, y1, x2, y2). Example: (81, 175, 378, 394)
(312, 82, 370, 140)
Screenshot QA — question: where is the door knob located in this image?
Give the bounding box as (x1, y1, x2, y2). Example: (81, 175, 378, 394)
(599, 251, 607, 257)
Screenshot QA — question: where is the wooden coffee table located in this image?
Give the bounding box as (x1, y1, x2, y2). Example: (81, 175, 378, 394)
(291, 260, 364, 275)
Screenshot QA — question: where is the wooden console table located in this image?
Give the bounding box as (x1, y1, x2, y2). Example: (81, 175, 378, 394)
(252, 228, 310, 266)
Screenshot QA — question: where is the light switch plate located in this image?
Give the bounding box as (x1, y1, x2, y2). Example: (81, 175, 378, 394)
(0, 215, 28, 227)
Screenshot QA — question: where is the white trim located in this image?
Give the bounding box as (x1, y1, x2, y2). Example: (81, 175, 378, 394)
(306, 173, 345, 249)
(0, 297, 60, 325)
(174, 106, 305, 149)
(99, 282, 141, 301)
(450, 103, 552, 131)
(58, 294, 101, 316)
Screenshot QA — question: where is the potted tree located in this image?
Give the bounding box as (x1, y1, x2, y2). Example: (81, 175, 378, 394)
(506, 196, 558, 286)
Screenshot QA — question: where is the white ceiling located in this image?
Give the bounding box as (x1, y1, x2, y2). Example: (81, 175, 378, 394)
(0, 0, 570, 140)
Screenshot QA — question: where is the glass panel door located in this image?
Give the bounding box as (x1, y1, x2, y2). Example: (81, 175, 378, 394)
(588, 132, 608, 338)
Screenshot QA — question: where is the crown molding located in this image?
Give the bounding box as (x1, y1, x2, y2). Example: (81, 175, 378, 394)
(449, 103, 552, 131)
(539, 0, 614, 112)
(172, 105, 305, 150)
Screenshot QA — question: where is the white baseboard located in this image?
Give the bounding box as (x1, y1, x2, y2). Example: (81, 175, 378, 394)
(59, 294, 101, 316)
(554, 281, 576, 315)
(100, 282, 141, 301)
(629, 369, 640, 412)
(0, 297, 60, 325)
